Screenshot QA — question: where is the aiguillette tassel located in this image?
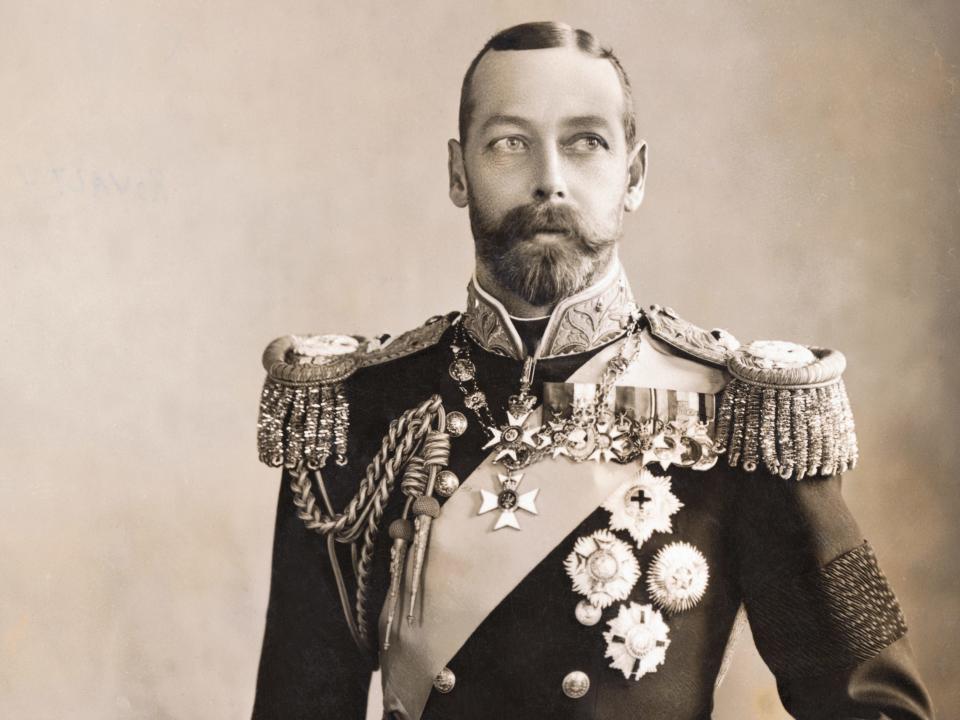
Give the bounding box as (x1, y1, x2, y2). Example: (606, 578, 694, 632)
(383, 517, 413, 650)
(405, 428, 451, 626)
(406, 496, 440, 625)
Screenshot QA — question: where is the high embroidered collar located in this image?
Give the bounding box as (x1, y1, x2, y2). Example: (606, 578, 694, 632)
(463, 262, 637, 360)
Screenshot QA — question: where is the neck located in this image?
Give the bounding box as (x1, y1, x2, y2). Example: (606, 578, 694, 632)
(474, 252, 620, 319)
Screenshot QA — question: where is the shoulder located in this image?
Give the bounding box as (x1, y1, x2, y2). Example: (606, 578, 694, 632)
(256, 313, 456, 469)
(261, 312, 456, 381)
(642, 304, 858, 480)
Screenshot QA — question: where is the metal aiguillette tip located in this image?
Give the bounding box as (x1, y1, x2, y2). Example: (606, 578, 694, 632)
(406, 495, 440, 625)
(383, 518, 413, 650)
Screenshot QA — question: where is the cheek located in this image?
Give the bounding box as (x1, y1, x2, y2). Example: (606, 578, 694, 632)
(469, 164, 529, 209)
(570, 166, 628, 220)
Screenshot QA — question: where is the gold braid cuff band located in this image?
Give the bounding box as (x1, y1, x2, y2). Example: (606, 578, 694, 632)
(715, 341, 859, 479)
(256, 315, 453, 470)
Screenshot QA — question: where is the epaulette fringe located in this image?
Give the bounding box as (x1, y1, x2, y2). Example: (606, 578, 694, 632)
(715, 342, 859, 479)
(257, 314, 453, 469)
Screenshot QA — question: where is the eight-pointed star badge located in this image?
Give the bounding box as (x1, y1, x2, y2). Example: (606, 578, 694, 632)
(602, 469, 683, 547)
(478, 471, 539, 530)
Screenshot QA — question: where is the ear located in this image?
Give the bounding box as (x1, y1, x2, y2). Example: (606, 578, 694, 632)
(448, 139, 469, 208)
(623, 141, 647, 212)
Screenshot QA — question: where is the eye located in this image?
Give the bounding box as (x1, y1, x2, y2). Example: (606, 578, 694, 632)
(490, 136, 528, 153)
(568, 135, 609, 152)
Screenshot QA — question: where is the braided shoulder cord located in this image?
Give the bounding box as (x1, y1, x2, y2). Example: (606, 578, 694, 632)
(287, 395, 446, 650)
(288, 395, 442, 537)
(354, 427, 450, 637)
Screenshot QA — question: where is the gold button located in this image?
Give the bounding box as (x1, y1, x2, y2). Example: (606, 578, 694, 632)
(445, 411, 469, 437)
(435, 470, 461, 498)
(562, 670, 590, 699)
(575, 600, 602, 626)
(433, 667, 456, 694)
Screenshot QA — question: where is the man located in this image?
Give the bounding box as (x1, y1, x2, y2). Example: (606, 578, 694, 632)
(252, 22, 933, 720)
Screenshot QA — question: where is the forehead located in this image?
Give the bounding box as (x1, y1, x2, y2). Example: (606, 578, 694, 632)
(468, 46, 626, 133)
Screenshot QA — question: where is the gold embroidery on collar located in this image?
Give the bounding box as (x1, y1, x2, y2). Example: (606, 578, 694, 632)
(463, 264, 637, 360)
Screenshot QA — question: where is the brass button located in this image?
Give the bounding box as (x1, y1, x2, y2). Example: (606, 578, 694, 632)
(575, 599, 602, 626)
(445, 411, 469, 437)
(433, 667, 456, 694)
(435, 470, 461, 498)
(561, 670, 590, 699)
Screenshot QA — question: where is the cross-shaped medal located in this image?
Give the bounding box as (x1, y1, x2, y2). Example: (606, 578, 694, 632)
(478, 471, 539, 530)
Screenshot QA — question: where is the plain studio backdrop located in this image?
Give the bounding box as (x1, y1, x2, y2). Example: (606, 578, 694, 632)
(2, 1, 958, 718)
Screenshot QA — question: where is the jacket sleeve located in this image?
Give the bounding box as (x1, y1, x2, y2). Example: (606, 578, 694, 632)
(733, 470, 934, 720)
(251, 468, 373, 720)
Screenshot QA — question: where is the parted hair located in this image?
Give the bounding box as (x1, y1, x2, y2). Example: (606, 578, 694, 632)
(458, 21, 637, 149)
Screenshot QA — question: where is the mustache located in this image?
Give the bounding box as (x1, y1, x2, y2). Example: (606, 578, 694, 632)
(469, 198, 618, 307)
(488, 203, 602, 251)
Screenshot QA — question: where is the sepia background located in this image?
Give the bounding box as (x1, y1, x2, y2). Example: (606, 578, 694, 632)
(2, 1, 958, 718)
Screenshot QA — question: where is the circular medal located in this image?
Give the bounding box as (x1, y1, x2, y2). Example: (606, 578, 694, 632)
(646, 541, 709, 613)
(449, 358, 477, 382)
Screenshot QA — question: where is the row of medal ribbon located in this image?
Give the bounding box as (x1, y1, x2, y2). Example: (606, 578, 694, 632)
(539, 383, 719, 470)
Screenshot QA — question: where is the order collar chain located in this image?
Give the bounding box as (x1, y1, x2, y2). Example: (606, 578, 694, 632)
(449, 314, 644, 472)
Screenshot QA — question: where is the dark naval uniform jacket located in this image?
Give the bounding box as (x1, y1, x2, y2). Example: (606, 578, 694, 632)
(251, 264, 932, 720)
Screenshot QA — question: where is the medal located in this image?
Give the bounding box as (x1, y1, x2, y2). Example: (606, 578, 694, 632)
(602, 469, 683, 548)
(646, 541, 709, 613)
(482, 409, 539, 466)
(563, 529, 640, 608)
(478, 471, 539, 530)
(603, 602, 670, 680)
(448, 315, 646, 474)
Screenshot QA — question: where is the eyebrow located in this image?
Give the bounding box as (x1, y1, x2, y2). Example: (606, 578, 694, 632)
(479, 114, 615, 133)
(563, 115, 614, 133)
(479, 114, 533, 132)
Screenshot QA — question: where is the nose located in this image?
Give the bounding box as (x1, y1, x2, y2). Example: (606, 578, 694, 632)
(532, 145, 567, 202)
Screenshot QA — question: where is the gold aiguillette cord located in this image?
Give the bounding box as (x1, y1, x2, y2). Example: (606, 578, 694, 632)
(406, 428, 449, 625)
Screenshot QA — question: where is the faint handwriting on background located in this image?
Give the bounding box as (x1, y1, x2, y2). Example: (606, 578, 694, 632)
(18, 166, 167, 202)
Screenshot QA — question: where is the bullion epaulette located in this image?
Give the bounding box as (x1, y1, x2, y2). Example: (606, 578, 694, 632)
(715, 340, 859, 479)
(643, 304, 739, 368)
(361, 313, 455, 368)
(257, 313, 455, 469)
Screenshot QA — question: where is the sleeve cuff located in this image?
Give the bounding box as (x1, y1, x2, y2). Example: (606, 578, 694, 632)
(746, 541, 908, 678)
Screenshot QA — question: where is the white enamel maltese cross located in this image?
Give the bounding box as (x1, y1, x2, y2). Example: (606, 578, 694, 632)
(478, 471, 539, 530)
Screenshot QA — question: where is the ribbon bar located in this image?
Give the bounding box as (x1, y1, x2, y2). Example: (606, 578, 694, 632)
(544, 382, 716, 434)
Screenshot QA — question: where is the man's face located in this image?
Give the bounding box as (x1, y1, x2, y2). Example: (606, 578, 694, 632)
(450, 46, 645, 307)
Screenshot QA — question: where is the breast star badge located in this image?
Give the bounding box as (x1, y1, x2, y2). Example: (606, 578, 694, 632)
(563, 529, 640, 608)
(646, 541, 709, 613)
(603, 602, 670, 680)
(478, 471, 539, 530)
(602, 469, 683, 547)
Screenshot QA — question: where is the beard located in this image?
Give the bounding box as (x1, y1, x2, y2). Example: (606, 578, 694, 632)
(469, 196, 619, 307)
